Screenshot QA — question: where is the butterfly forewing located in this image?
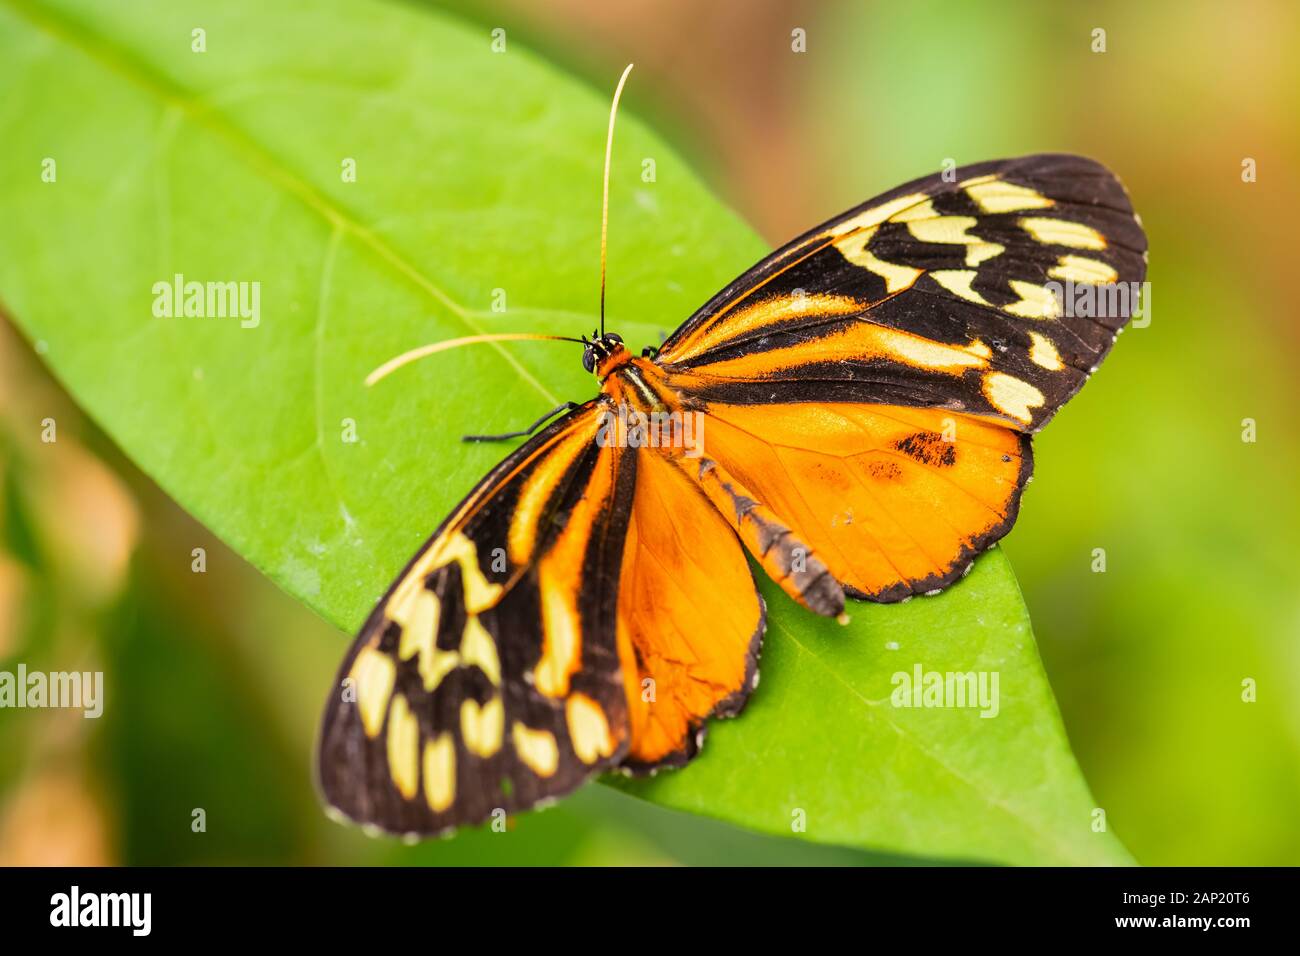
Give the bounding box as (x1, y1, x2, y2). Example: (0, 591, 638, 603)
(657, 154, 1147, 433)
(317, 398, 638, 836)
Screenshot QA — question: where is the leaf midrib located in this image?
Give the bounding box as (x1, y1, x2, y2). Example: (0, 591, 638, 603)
(4, 0, 562, 404)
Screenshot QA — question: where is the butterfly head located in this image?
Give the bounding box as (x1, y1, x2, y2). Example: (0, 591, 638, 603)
(582, 331, 626, 378)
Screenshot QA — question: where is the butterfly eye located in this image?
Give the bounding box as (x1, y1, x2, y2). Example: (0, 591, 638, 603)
(582, 348, 596, 373)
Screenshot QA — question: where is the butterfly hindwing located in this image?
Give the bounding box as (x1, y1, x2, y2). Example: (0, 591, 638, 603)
(688, 402, 1031, 603)
(616, 447, 765, 770)
(657, 154, 1147, 433)
(317, 399, 637, 836)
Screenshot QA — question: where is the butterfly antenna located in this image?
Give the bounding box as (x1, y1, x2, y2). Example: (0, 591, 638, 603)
(365, 333, 585, 387)
(600, 63, 634, 338)
(369, 64, 634, 390)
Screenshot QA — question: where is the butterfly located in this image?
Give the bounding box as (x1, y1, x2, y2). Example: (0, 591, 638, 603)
(316, 150, 1147, 838)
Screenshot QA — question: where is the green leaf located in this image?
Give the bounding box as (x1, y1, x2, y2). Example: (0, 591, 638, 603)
(0, 0, 1129, 864)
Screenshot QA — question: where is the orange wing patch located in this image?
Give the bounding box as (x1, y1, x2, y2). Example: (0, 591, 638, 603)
(616, 450, 763, 769)
(697, 402, 1031, 602)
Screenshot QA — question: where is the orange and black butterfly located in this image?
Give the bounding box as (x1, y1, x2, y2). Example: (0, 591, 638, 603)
(317, 145, 1146, 836)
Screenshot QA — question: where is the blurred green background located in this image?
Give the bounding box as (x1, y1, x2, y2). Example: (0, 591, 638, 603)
(2, 0, 1297, 865)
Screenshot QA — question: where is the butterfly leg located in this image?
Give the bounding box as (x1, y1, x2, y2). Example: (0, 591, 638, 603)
(640, 329, 669, 358)
(461, 402, 580, 443)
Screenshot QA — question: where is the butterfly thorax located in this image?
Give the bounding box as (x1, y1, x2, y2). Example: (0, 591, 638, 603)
(602, 352, 681, 416)
(586, 332, 679, 416)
